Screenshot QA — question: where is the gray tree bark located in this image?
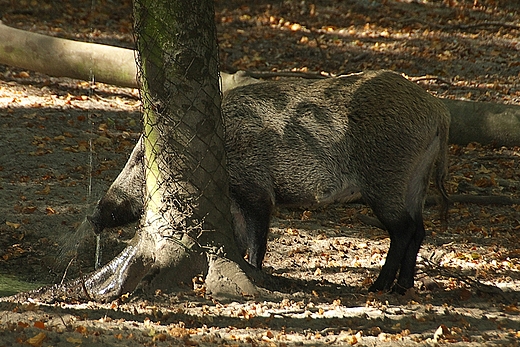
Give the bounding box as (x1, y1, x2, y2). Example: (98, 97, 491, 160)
(444, 98, 520, 146)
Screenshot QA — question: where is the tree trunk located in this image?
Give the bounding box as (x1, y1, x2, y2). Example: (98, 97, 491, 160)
(133, 0, 257, 298)
(443, 98, 520, 146)
(0, 0, 259, 303)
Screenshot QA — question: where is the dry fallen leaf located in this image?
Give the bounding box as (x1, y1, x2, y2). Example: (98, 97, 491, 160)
(6, 221, 21, 229)
(33, 321, 45, 329)
(168, 327, 190, 338)
(504, 304, 520, 313)
(26, 332, 46, 347)
(36, 185, 51, 195)
(458, 288, 472, 301)
(152, 333, 168, 342)
(66, 337, 83, 344)
(75, 325, 88, 334)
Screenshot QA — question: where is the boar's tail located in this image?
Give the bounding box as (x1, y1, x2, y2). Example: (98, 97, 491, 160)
(434, 117, 450, 222)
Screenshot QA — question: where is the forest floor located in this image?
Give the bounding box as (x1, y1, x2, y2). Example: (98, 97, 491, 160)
(0, 0, 519, 346)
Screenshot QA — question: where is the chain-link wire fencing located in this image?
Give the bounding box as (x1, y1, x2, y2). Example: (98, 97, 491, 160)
(132, 0, 234, 247)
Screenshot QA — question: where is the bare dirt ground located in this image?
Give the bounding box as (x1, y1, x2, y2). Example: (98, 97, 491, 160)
(0, 0, 519, 345)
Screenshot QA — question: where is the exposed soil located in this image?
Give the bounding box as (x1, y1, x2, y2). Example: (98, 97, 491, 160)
(0, 0, 519, 346)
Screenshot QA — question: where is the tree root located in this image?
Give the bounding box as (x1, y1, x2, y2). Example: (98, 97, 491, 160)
(204, 254, 259, 301)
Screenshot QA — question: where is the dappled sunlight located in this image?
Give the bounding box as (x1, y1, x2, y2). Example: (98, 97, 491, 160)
(0, 0, 519, 345)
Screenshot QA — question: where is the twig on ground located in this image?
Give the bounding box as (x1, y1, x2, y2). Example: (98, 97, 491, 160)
(397, 18, 520, 31)
(454, 21, 520, 30)
(409, 76, 452, 86)
(243, 70, 331, 80)
(444, 194, 520, 206)
(418, 258, 512, 303)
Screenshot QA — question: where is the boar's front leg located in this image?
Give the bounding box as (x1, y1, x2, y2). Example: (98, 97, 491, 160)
(230, 182, 274, 269)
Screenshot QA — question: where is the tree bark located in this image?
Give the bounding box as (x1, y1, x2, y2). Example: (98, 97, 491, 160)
(133, 0, 257, 298)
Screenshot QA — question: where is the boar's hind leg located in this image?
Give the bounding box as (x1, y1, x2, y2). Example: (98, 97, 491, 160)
(394, 215, 426, 292)
(230, 185, 273, 269)
(368, 137, 438, 293)
(368, 210, 423, 293)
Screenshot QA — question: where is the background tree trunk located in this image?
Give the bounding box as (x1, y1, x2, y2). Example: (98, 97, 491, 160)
(0, 21, 137, 88)
(444, 98, 520, 146)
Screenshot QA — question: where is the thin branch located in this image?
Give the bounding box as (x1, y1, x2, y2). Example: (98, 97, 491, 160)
(418, 258, 513, 303)
(397, 18, 520, 31)
(243, 70, 331, 80)
(445, 194, 520, 205)
(454, 21, 520, 30)
(409, 76, 453, 86)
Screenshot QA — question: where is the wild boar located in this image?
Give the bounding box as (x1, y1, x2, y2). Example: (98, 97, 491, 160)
(88, 70, 450, 293)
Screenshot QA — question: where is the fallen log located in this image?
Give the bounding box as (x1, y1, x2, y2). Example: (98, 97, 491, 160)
(443, 98, 520, 146)
(0, 21, 137, 88)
